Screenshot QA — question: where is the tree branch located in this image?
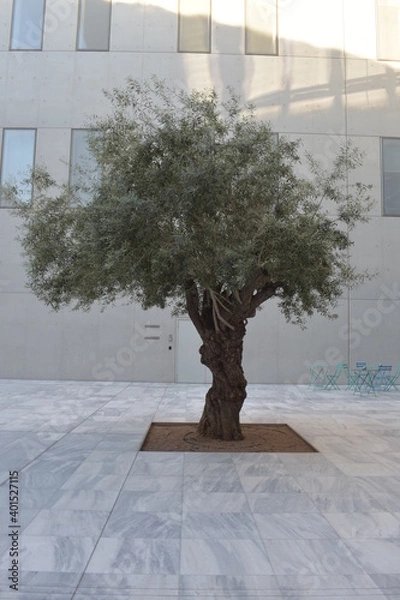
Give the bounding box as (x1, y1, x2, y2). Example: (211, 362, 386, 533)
(185, 280, 205, 339)
(209, 289, 235, 332)
(239, 269, 270, 305)
(249, 283, 281, 313)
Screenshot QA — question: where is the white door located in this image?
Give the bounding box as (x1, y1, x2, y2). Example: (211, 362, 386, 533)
(176, 318, 212, 383)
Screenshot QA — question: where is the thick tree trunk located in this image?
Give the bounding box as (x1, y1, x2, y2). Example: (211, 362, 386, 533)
(198, 322, 247, 441)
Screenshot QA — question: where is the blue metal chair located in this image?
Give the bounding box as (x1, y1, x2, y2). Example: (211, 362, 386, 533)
(352, 362, 377, 395)
(347, 362, 367, 390)
(324, 363, 349, 390)
(385, 365, 400, 391)
(374, 365, 392, 392)
(355, 361, 367, 369)
(309, 364, 327, 389)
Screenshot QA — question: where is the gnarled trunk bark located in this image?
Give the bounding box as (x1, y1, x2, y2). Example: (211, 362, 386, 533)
(198, 321, 247, 441)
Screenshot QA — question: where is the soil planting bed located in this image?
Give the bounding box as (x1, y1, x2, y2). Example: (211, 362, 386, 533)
(141, 422, 317, 453)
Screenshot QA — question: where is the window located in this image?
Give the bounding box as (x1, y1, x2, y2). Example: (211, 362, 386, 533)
(178, 0, 211, 53)
(69, 130, 100, 204)
(77, 0, 112, 51)
(245, 0, 278, 55)
(382, 138, 400, 215)
(377, 0, 400, 60)
(10, 0, 45, 50)
(0, 129, 36, 207)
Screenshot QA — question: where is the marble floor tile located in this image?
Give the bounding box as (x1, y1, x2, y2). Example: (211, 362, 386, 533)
(344, 539, 400, 574)
(180, 538, 274, 575)
(375, 453, 400, 471)
(0, 593, 75, 599)
(79, 572, 179, 593)
(369, 493, 400, 513)
(307, 491, 386, 513)
(0, 454, 39, 473)
(0, 535, 97, 572)
(0, 434, 60, 466)
(178, 592, 272, 600)
(1, 380, 400, 598)
(129, 454, 184, 477)
(69, 420, 115, 434)
(0, 535, 9, 555)
(10, 569, 82, 589)
(0, 570, 81, 599)
(247, 492, 318, 514)
(112, 490, 183, 513)
(93, 434, 147, 452)
(0, 432, 24, 445)
(73, 589, 181, 600)
(23, 509, 109, 537)
(354, 476, 400, 496)
(324, 511, 400, 539)
(185, 453, 235, 464)
(254, 512, 339, 540)
(233, 458, 287, 478)
(0, 483, 59, 511)
(0, 472, 10, 485)
(66, 458, 131, 476)
(277, 454, 341, 471)
(122, 475, 183, 492)
(47, 489, 119, 511)
(107, 421, 151, 436)
(183, 491, 251, 513)
(19, 460, 82, 489)
(370, 573, 400, 595)
(83, 449, 137, 467)
(61, 469, 127, 491)
(296, 475, 362, 495)
(264, 539, 368, 576)
(103, 510, 182, 539)
(0, 508, 40, 532)
(179, 574, 281, 595)
(86, 538, 181, 574)
(37, 433, 104, 455)
(183, 474, 244, 493)
(240, 476, 303, 494)
(181, 512, 261, 540)
(280, 594, 386, 600)
(276, 572, 381, 593)
(183, 459, 237, 478)
(335, 462, 398, 477)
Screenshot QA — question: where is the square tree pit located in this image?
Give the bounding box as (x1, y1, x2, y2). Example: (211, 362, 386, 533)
(141, 423, 317, 453)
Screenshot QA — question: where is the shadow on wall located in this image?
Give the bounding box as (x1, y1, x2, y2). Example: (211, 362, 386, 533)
(113, 3, 400, 140)
(3, 1, 399, 134)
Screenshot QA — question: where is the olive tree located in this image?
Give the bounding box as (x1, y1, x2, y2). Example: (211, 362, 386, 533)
(14, 79, 372, 440)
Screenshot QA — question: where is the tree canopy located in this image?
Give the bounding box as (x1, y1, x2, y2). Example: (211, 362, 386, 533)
(12, 78, 373, 439)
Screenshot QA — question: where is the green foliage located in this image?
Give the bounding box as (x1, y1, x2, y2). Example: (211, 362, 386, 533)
(14, 78, 373, 331)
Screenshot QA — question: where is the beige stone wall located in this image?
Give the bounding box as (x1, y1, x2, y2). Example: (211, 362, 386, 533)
(0, 0, 399, 382)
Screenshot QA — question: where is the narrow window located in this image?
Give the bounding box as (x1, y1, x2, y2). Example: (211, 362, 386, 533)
(178, 0, 211, 53)
(377, 0, 400, 60)
(10, 0, 45, 50)
(77, 0, 112, 51)
(245, 0, 278, 55)
(0, 129, 36, 207)
(382, 138, 400, 216)
(69, 130, 100, 204)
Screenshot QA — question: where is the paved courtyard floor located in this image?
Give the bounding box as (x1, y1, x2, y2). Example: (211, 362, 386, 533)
(0, 380, 399, 599)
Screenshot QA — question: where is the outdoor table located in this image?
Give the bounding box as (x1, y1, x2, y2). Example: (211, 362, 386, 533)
(352, 367, 378, 395)
(309, 365, 328, 388)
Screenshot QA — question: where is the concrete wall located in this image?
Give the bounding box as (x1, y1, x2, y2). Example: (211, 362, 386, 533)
(0, 0, 399, 382)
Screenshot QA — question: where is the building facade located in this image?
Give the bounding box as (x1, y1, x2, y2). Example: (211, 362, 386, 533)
(0, 0, 399, 383)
